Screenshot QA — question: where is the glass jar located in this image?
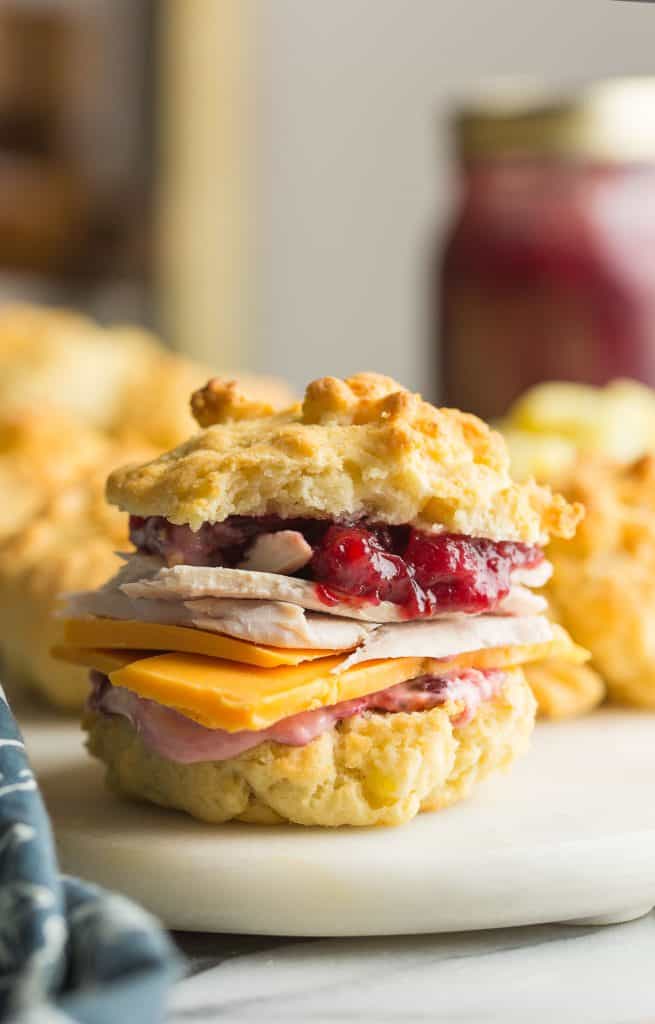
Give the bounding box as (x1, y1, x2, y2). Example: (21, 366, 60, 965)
(439, 79, 655, 419)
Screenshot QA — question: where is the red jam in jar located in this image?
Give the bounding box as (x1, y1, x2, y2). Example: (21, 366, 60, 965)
(439, 79, 655, 420)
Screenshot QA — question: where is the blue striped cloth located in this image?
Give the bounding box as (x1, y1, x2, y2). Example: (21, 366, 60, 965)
(0, 684, 180, 1023)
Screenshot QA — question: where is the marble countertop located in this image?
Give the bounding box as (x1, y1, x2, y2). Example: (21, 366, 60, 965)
(12, 682, 655, 1022)
(168, 913, 655, 1023)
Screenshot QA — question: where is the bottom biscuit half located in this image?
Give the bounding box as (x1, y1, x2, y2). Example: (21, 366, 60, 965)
(85, 667, 536, 828)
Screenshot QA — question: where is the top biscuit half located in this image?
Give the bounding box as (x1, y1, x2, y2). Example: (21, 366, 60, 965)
(106, 373, 582, 544)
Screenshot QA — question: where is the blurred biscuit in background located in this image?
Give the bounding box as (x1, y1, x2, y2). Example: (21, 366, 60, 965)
(0, 302, 293, 709)
(0, 305, 155, 433)
(523, 658, 605, 720)
(499, 378, 655, 483)
(115, 349, 292, 450)
(497, 378, 655, 714)
(0, 407, 108, 543)
(0, 303, 293, 448)
(546, 454, 655, 710)
(0, 433, 155, 709)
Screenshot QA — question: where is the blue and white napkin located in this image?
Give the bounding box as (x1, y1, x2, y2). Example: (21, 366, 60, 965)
(0, 684, 180, 1024)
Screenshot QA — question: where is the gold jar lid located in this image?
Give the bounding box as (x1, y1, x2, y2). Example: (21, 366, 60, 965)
(454, 78, 655, 162)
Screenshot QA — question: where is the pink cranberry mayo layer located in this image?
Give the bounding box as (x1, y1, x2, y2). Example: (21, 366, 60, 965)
(129, 514, 543, 618)
(88, 667, 505, 765)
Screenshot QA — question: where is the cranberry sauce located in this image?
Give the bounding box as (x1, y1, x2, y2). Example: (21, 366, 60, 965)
(129, 514, 330, 568)
(130, 515, 542, 617)
(312, 525, 542, 616)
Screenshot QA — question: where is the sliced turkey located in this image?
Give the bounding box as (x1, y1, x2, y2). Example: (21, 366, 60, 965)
(337, 614, 553, 670)
(121, 564, 547, 624)
(187, 600, 374, 648)
(512, 561, 552, 587)
(67, 582, 376, 650)
(237, 530, 313, 574)
(491, 584, 546, 616)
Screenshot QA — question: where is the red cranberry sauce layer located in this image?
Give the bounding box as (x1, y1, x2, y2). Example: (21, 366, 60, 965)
(129, 514, 543, 617)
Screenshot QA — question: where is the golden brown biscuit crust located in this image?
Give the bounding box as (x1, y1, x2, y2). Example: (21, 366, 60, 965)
(107, 374, 582, 543)
(85, 668, 535, 827)
(190, 377, 277, 428)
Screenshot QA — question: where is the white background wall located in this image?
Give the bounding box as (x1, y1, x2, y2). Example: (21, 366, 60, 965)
(253, 0, 655, 399)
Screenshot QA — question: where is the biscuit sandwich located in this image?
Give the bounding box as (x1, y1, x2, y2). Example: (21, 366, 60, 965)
(56, 374, 586, 827)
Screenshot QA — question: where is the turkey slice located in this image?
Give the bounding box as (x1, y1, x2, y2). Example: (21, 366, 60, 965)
(122, 565, 414, 622)
(512, 561, 552, 587)
(237, 530, 313, 574)
(492, 584, 546, 616)
(337, 614, 553, 670)
(187, 600, 375, 648)
(121, 563, 547, 624)
(67, 579, 375, 650)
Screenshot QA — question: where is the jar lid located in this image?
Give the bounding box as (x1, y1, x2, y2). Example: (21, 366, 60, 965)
(454, 77, 655, 162)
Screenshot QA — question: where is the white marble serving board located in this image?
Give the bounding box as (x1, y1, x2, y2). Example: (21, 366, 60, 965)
(19, 701, 655, 936)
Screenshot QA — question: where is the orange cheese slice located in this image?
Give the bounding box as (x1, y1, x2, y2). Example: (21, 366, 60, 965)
(62, 618, 338, 668)
(437, 627, 588, 675)
(109, 654, 426, 731)
(54, 629, 586, 732)
(55, 611, 588, 732)
(55, 637, 570, 683)
(52, 646, 143, 675)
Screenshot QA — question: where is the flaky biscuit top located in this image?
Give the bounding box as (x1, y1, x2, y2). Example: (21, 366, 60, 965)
(106, 373, 582, 544)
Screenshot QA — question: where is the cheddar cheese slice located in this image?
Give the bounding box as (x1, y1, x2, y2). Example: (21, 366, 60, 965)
(55, 628, 587, 731)
(62, 618, 338, 668)
(52, 646, 144, 674)
(109, 653, 426, 731)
